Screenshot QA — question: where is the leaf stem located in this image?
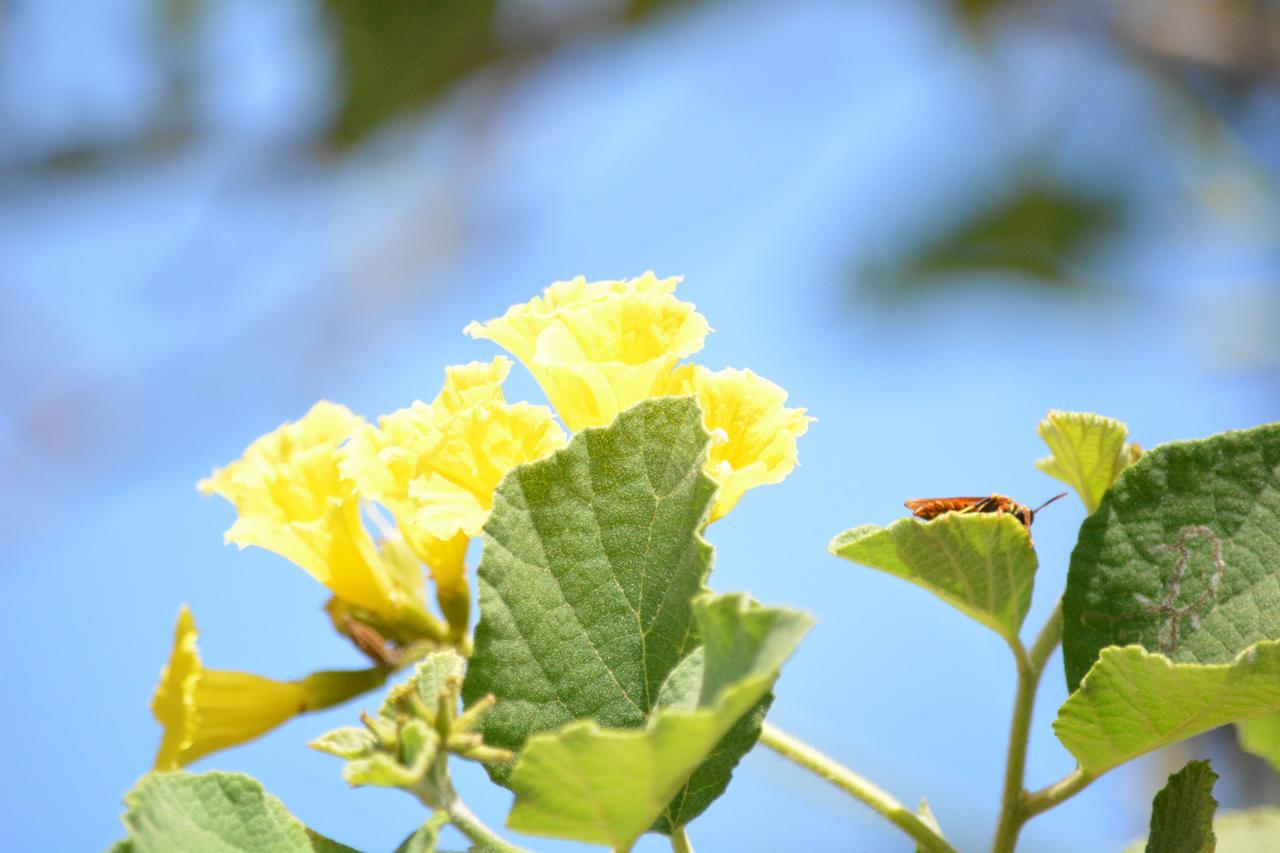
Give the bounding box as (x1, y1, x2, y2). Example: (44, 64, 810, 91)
(669, 826, 695, 853)
(991, 601, 1063, 853)
(758, 721, 957, 853)
(444, 794, 536, 853)
(1022, 766, 1096, 819)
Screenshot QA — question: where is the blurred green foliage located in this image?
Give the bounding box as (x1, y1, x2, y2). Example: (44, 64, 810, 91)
(861, 182, 1122, 295)
(323, 0, 498, 148)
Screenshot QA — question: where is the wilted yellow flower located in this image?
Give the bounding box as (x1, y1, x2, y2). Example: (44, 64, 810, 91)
(343, 357, 564, 630)
(463, 273, 710, 431)
(663, 365, 812, 521)
(151, 606, 385, 770)
(199, 402, 431, 635)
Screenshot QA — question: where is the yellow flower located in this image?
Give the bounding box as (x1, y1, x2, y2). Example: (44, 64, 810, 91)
(464, 272, 710, 430)
(199, 402, 431, 636)
(662, 365, 812, 522)
(151, 606, 386, 770)
(343, 357, 564, 631)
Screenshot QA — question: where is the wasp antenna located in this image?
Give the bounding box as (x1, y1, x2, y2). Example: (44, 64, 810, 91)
(1031, 492, 1069, 515)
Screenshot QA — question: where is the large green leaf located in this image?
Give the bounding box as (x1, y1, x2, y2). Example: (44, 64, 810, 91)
(1053, 642, 1280, 775)
(1062, 423, 1280, 691)
(463, 396, 756, 832)
(118, 771, 359, 853)
(1236, 710, 1280, 771)
(830, 513, 1036, 649)
(1146, 760, 1218, 853)
(1035, 409, 1141, 513)
(505, 593, 812, 850)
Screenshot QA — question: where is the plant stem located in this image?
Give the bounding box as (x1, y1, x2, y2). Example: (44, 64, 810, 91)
(1023, 766, 1097, 819)
(759, 721, 957, 853)
(445, 794, 536, 853)
(669, 826, 695, 853)
(991, 601, 1064, 853)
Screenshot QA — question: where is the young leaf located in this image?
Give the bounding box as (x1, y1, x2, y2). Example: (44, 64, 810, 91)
(1146, 760, 1218, 853)
(1035, 410, 1141, 513)
(1235, 710, 1280, 772)
(461, 397, 715, 774)
(1062, 423, 1280, 692)
(1053, 641, 1280, 775)
(829, 514, 1036, 650)
(505, 594, 813, 850)
(118, 771, 360, 853)
(392, 812, 448, 853)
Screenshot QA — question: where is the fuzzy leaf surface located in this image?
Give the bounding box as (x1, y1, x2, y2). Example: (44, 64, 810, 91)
(505, 594, 812, 850)
(118, 771, 358, 853)
(464, 396, 767, 832)
(1054, 642, 1280, 774)
(1146, 760, 1218, 853)
(830, 513, 1036, 649)
(1036, 410, 1141, 513)
(1062, 423, 1280, 691)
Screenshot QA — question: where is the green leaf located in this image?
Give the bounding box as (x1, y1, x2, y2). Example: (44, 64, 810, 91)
(859, 182, 1120, 293)
(1053, 642, 1280, 775)
(829, 513, 1037, 649)
(307, 727, 377, 760)
(343, 720, 439, 788)
(461, 396, 716, 777)
(1236, 710, 1280, 771)
(1035, 409, 1142, 513)
(1061, 422, 1280, 691)
(1146, 760, 1218, 853)
(118, 771, 360, 853)
(1125, 808, 1280, 853)
(393, 812, 448, 853)
(505, 593, 812, 850)
(321, 0, 498, 148)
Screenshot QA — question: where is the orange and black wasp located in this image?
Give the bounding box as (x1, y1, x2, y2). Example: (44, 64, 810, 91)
(903, 492, 1068, 545)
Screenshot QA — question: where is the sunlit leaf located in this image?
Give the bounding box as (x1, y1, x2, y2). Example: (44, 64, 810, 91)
(505, 594, 812, 849)
(1054, 642, 1280, 775)
(1035, 409, 1141, 514)
(830, 513, 1037, 650)
(118, 771, 360, 853)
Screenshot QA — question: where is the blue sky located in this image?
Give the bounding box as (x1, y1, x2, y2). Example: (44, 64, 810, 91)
(1, 1, 1277, 850)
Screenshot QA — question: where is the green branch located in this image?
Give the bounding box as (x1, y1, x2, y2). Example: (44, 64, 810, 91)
(992, 601, 1064, 853)
(669, 826, 695, 853)
(758, 721, 957, 853)
(1023, 766, 1097, 819)
(444, 795, 535, 853)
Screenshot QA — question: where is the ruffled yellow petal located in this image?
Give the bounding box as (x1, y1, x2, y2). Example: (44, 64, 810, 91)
(151, 605, 308, 770)
(199, 402, 427, 632)
(342, 358, 564, 630)
(464, 272, 710, 430)
(662, 365, 812, 522)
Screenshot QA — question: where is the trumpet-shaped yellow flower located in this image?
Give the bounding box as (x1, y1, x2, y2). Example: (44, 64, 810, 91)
(199, 402, 430, 634)
(343, 358, 564, 630)
(464, 272, 710, 431)
(151, 606, 386, 770)
(662, 365, 812, 521)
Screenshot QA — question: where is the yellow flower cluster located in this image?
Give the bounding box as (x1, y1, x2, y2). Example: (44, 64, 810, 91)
(154, 271, 809, 769)
(468, 273, 811, 518)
